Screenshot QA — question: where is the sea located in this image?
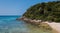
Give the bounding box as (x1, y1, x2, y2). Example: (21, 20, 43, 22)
(0, 16, 52, 33)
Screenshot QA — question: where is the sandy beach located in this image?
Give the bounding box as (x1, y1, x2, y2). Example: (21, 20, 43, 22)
(45, 22, 60, 33)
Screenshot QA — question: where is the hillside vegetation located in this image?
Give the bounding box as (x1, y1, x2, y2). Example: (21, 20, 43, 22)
(23, 1, 60, 22)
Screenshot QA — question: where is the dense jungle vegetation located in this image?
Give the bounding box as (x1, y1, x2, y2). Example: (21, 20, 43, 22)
(23, 1, 60, 22)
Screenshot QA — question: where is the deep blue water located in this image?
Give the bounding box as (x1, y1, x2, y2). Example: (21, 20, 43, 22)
(0, 16, 52, 33)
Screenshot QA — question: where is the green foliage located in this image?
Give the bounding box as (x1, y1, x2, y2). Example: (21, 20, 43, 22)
(23, 1, 60, 22)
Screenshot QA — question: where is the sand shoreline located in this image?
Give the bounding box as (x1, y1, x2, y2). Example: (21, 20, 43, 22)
(17, 17, 60, 33)
(46, 22, 60, 33)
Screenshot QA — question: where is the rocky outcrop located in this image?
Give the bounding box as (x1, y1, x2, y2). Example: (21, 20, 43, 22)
(17, 16, 43, 26)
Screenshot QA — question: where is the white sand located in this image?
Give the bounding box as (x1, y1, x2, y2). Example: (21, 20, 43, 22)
(45, 22, 60, 33)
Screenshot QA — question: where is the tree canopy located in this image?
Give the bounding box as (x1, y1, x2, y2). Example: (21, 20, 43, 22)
(23, 1, 60, 22)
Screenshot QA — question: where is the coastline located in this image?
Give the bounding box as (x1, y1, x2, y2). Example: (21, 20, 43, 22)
(46, 22, 60, 33)
(17, 17, 52, 31)
(17, 17, 43, 26)
(17, 17, 60, 33)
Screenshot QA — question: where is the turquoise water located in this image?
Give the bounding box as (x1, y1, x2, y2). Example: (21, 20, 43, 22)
(0, 16, 52, 33)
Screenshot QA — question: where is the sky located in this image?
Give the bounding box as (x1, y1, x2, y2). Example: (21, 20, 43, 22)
(0, 0, 57, 15)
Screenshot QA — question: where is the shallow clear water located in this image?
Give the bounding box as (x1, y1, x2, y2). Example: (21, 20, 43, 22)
(0, 16, 52, 33)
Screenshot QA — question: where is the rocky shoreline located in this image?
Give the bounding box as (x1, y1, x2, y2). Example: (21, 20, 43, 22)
(17, 17, 53, 31)
(17, 16, 43, 26)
